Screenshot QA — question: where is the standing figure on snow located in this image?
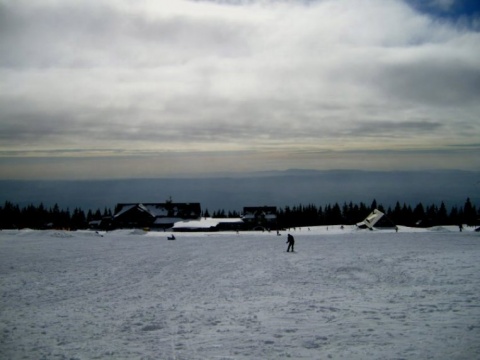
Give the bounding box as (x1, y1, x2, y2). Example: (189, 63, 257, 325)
(286, 234, 295, 252)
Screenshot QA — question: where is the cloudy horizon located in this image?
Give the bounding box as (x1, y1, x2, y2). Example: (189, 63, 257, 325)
(1, 0, 479, 179)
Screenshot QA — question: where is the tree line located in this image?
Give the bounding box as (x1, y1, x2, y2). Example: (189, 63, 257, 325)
(0, 201, 112, 230)
(0, 198, 477, 230)
(206, 198, 478, 229)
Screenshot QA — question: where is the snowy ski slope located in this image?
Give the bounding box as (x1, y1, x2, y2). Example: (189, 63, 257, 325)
(0, 226, 479, 359)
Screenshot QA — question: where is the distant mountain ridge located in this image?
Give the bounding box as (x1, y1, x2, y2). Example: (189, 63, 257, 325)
(0, 169, 478, 213)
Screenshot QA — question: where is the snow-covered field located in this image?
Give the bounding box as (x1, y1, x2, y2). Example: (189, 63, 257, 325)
(1, 226, 479, 360)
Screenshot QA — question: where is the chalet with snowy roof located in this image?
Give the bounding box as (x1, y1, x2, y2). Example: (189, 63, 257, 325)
(241, 206, 278, 230)
(113, 202, 201, 229)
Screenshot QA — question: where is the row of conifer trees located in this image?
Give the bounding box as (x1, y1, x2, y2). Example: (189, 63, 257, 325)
(274, 198, 478, 228)
(0, 201, 112, 230)
(0, 198, 477, 230)
(207, 198, 477, 228)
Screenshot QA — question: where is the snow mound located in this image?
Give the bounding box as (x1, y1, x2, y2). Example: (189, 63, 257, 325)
(50, 231, 74, 238)
(129, 229, 148, 235)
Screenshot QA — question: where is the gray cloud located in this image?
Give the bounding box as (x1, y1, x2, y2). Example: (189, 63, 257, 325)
(0, 0, 479, 178)
(0, 0, 253, 68)
(350, 120, 443, 137)
(376, 44, 480, 106)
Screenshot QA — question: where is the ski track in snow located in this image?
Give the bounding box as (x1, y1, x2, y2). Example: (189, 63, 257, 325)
(0, 227, 479, 359)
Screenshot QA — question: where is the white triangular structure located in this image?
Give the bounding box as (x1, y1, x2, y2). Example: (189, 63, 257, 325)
(356, 209, 386, 230)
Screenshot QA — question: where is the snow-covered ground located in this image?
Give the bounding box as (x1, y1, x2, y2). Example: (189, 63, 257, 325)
(0, 225, 479, 360)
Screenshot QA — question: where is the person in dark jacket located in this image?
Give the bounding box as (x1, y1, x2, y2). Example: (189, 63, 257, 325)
(286, 234, 295, 252)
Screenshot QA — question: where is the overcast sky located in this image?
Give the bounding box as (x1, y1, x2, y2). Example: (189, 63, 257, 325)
(1, 0, 479, 179)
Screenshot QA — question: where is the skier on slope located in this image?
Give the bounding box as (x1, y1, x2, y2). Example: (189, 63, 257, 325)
(286, 234, 295, 252)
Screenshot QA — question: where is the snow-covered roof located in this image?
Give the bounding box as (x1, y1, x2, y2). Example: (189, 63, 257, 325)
(145, 205, 169, 217)
(114, 204, 157, 219)
(114, 204, 136, 218)
(173, 218, 243, 229)
(114, 202, 201, 220)
(137, 203, 154, 216)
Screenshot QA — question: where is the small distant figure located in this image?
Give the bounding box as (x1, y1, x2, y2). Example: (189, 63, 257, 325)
(167, 234, 176, 240)
(395, 226, 399, 233)
(286, 234, 295, 252)
(459, 224, 463, 232)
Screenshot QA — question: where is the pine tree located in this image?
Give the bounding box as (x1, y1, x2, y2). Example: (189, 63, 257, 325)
(437, 202, 448, 225)
(330, 203, 343, 225)
(71, 208, 87, 229)
(449, 206, 460, 225)
(463, 198, 477, 225)
(413, 203, 425, 226)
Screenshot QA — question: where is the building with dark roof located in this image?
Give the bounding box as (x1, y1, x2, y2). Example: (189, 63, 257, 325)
(241, 206, 278, 230)
(113, 202, 201, 229)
